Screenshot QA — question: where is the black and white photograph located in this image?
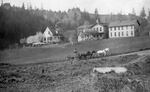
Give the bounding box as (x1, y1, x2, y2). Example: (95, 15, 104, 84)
(0, 0, 150, 92)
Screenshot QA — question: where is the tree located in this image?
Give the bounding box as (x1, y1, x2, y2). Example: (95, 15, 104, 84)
(94, 8, 99, 19)
(81, 10, 90, 24)
(117, 12, 123, 21)
(21, 3, 25, 10)
(147, 10, 150, 22)
(83, 20, 90, 25)
(128, 9, 136, 20)
(74, 12, 78, 27)
(69, 30, 78, 45)
(132, 8, 136, 15)
(140, 7, 146, 18)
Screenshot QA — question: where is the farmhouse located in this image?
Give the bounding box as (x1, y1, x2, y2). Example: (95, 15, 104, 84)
(77, 19, 108, 42)
(109, 20, 140, 38)
(43, 27, 63, 43)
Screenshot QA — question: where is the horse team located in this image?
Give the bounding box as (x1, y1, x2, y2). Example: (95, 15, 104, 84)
(67, 48, 110, 60)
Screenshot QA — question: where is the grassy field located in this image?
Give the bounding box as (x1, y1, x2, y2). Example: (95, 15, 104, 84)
(1, 36, 150, 64)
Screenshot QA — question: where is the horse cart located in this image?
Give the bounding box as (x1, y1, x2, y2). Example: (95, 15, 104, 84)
(66, 48, 110, 60)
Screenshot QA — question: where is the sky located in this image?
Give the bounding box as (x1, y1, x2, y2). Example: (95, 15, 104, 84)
(2, 0, 150, 15)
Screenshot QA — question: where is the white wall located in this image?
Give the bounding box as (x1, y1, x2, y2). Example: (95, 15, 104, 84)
(43, 27, 53, 38)
(92, 24, 104, 33)
(109, 25, 135, 38)
(43, 27, 54, 43)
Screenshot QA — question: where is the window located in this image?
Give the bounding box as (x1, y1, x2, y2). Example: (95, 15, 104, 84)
(114, 27, 116, 30)
(122, 32, 124, 36)
(100, 27, 102, 31)
(118, 32, 120, 37)
(97, 27, 98, 31)
(110, 32, 112, 37)
(48, 31, 51, 35)
(114, 32, 116, 37)
(126, 26, 128, 30)
(126, 31, 128, 36)
(48, 37, 52, 41)
(118, 27, 120, 30)
(131, 31, 133, 36)
(121, 26, 123, 30)
(44, 38, 46, 41)
(131, 26, 134, 29)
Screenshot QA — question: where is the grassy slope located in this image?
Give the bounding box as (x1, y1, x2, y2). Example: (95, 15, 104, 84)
(1, 36, 150, 64)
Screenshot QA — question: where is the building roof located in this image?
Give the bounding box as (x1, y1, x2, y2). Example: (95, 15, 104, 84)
(92, 23, 108, 28)
(77, 24, 93, 29)
(80, 31, 103, 36)
(45, 27, 57, 35)
(42, 26, 63, 36)
(109, 20, 140, 27)
(78, 23, 107, 30)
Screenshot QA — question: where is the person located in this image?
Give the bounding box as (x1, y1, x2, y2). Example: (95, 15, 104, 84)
(73, 48, 79, 60)
(73, 48, 77, 54)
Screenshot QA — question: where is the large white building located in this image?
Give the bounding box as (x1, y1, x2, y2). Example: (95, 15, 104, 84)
(109, 20, 140, 38)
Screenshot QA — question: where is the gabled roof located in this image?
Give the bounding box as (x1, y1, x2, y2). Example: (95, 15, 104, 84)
(109, 20, 140, 27)
(91, 23, 108, 28)
(78, 22, 108, 30)
(42, 26, 64, 37)
(85, 31, 103, 35)
(80, 31, 103, 36)
(77, 24, 93, 29)
(43, 26, 57, 35)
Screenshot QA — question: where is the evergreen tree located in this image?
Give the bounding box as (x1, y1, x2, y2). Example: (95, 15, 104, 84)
(117, 12, 123, 21)
(82, 9, 90, 20)
(132, 8, 136, 15)
(140, 7, 146, 18)
(94, 8, 99, 19)
(21, 3, 25, 10)
(147, 9, 150, 22)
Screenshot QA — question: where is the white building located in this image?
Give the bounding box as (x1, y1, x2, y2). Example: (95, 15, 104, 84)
(43, 27, 63, 43)
(109, 20, 140, 38)
(77, 19, 108, 42)
(43, 27, 54, 43)
(91, 22, 108, 38)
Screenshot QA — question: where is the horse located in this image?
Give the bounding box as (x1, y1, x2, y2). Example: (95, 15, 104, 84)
(104, 48, 109, 54)
(97, 49, 106, 56)
(97, 48, 110, 56)
(104, 48, 110, 55)
(104, 48, 109, 52)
